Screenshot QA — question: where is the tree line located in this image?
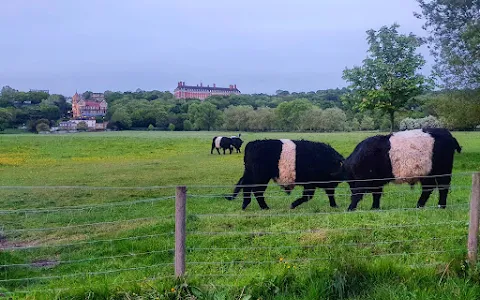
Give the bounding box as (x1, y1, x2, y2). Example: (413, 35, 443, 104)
(0, 0, 479, 133)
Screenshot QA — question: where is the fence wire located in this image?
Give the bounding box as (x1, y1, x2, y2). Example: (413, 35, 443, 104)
(0, 172, 475, 297)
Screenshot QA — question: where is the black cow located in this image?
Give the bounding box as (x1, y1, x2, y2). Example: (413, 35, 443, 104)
(342, 128, 462, 211)
(211, 136, 234, 155)
(230, 134, 243, 153)
(225, 139, 345, 210)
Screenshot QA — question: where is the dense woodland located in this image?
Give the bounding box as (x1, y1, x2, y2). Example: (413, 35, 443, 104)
(1, 0, 479, 133)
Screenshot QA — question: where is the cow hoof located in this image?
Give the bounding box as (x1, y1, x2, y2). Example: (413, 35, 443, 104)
(330, 204, 339, 208)
(371, 207, 380, 210)
(225, 195, 233, 201)
(290, 204, 296, 209)
(261, 206, 270, 210)
(347, 207, 356, 212)
(438, 205, 446, 209)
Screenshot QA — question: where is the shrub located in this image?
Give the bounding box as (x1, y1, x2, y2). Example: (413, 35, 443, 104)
(360, 116, 375, 131)
(147, 124, 155, 131)
(183, 120, 193, 131)
(168, 123, 175, 131)
(36, 122, 50, 133)
(399, 115, 443, 131)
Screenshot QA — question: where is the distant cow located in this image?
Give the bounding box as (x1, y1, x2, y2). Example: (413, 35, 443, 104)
(342, 128, 462, 211)
(225, 139, 345, 210)
(211, 136, 234, 155)
(230, 134, 243, 153)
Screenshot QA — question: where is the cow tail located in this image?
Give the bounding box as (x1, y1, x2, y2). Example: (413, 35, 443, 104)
(225, 176, 244, 200)
(453, 137, 462, 153)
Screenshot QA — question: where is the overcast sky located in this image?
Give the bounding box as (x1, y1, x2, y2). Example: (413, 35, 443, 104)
(0, 0, 430, 95)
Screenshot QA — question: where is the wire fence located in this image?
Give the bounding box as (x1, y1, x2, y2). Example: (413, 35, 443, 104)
(0, 172, 478, 297)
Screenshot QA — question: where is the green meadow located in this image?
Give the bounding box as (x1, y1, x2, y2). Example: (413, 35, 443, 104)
(0, 131, 480, 299)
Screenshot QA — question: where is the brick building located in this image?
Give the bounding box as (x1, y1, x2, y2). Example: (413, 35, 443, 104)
(72, 92, 108, 118)
(174, 81, 241, 101)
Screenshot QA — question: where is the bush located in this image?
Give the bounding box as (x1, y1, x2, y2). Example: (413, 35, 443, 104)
(76, 121, 88, 131)
(322, 107, 347, 131)
(168, 123, 175, 131)
(147, 124, 155, 131)
(399, 115, 443, 131)
(350, 118, 360, 131)
(36, 122, 50, 133)
(360, 116, 375, 131)
(183, 120, 193, 131)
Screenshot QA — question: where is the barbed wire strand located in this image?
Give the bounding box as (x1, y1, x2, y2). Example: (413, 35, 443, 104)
(0, 196, 175, 214)
(1, 233, 174, 251)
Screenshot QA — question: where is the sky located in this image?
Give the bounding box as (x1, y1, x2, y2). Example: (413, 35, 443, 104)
(0, 0, 430, 96)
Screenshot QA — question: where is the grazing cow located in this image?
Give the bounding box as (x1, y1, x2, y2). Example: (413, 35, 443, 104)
(211, 136, 234, 155)
(342, 128, 462, 211)
(230, 134, 243, 153)
(225, 139, 345, 210)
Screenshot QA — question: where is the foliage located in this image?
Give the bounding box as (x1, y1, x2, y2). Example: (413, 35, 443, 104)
(188, 102, 223, 131)
(110, 108, 132, 130)
(276, 99, 313, 131)
(183, 120, 193, 131)
(360, 116, 375, 130)
(415, 0, 480, 89)
(399, 115, 443, 131)
(147, 124, 155, 131)
(168, 123, 175, 131)
(76, 121, 88, 132)
(247, 107, 276, 131)
(426, 90, 480, 130)
(322, 107, 348, 132)
(223, 105, 254, 131)
(35, 122, 50, 133)
(342, 23, 432, 131)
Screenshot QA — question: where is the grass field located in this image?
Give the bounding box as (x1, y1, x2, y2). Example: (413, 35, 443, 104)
(0, 130, 480, 299)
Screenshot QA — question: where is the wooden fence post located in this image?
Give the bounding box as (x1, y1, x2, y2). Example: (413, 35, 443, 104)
(468, 173, 480, 267)
(175, 186, 187, 278)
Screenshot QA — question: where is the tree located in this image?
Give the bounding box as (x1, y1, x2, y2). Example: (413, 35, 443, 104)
(322, 107, 347, 131)
(110, 108, 132, 130)
(275, 99, 313, 131)
(360, 116, 375, 130)
(36, 122, 50, 133)
(342, 23, 432, 132)
(183, 120, 193, 131)
(0, 108, 13, 131)
(223, 105, 254, 131)
(415, 0, 480, 88)
(247, 107, 276, 131)
(188, 102, 222, 131)
(299, 107, 324, 131)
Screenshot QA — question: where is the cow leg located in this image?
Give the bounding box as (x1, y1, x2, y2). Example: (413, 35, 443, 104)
(211, 144, 215, 154)
(290, 184, 316, 209)
(242, 186, 252, 210)
(416, 178, 436, 208)
(216, 147, 221, 155)
(253, 185, 269, 210)
(325, 186, 338, 208)
(436, 174, 452, 209)
(371, 187, 383, 210)
(347, 187, 366, 211)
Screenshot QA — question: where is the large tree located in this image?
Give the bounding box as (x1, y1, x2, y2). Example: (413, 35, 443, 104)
(342, 24, 432, 132)
(415, 0, 480, 89)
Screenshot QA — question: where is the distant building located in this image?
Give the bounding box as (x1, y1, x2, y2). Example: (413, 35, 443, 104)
(58, 119, 107, 131)
(72, 92, 108, 118)
(173, 81, 241, 101)
(29, 89, 49, 94)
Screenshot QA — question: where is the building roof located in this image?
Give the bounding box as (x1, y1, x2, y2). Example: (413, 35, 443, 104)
(84, 101, 101, 107)
(174, 82, 240, 93)
(178, 85, 240, 92)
